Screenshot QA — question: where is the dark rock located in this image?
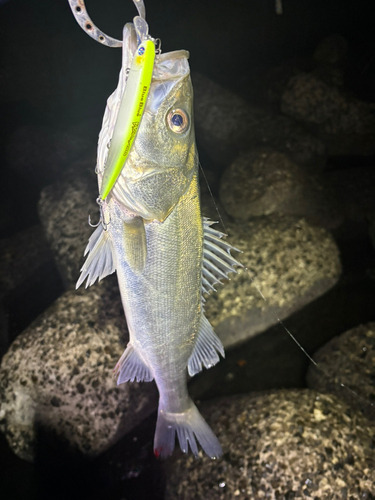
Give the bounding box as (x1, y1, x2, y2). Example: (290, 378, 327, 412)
(193, 72, 326, 171)
(307, 322, 375, 421)
(262, 35, 348, 109)
(326, 166, 375, 224)
(38, 164, 98, 289)
(281, 72, 375, 134)
(261, 57, 314, 108)
(281, 72, 375, 155)
(0, 225, 53, 294)
(204, 216, 341, 348)
(0, 225, 63, 357)
(165, 390, 375, 499)
(0, 277, 158, 461)
(313, 34, 348, 67)
(219, 149, 341, 228)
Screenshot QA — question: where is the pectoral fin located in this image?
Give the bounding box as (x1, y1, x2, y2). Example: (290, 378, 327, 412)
(123, 216, 147, 275)
(76, 224, 116, 289)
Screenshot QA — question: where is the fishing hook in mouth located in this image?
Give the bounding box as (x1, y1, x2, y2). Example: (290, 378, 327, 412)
(88, 197, 111, 231)
(67, 0, 147, 47)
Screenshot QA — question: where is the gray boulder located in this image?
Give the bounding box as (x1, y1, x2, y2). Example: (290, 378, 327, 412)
(219, 149, 341, 228)
(307, 322, 375, 421)
(193, 73, 326, 171)
(313, 34, 348, 67)
(326, 166, 375, 224)
(281, 72, 375, 156)
(262, 35, 348, 108)
(0, 225, 53, 295)
(204, 216, 341, 348)
(38, 164, 98, 289)
(165, 390, 375, 499)
(0, 277, 158, 462)
(325, 165, 375, 242)
(0, 225, 61, 357)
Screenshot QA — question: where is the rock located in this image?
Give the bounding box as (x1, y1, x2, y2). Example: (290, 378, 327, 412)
(0, 277, 158, 462)
(326, 166, 375, 224)
(204, 216, 341, 348)
(281, 72, 375, 155)
(263, 35, 348, 109)
(281, 72, 375, 134)
(323, 165, 375, 242)
(307, 323, 375, 421)
(193, 72, 326, 171)
(219, 149, 341, 228)
(6, 124, 97, 188)
(165, 390, 375, 500)
(262, 57, 314, 107)
(313, 34, 348, 66)
(38, 164, 98, 289)
(0, 225, 53, 295)
(0, 225, 62, 356)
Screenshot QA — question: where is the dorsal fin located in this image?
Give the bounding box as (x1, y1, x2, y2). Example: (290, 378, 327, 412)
(76, 225, 116, 289)
(201, 217, 242, 300)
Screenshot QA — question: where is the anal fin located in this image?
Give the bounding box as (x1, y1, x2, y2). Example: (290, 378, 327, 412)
(188, 314, 224, 376)
(115, 343, 153, 384)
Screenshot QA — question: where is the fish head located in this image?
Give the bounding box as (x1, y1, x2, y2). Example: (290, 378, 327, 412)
(120, 51, 197, 221)
(97, 24, 197, 222)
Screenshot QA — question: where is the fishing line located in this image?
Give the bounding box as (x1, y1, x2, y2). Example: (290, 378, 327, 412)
(199, 162, 374, 411)
(199, 162, 227, 234)
(248, 273, 373, 409)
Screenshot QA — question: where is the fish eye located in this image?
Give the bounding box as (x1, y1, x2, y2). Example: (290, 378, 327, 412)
(166, 109, 189, 134)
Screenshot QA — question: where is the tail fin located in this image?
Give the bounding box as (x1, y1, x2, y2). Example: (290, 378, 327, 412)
(153, 399, 222, 459)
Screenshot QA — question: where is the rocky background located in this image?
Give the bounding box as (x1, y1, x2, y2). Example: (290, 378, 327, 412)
(1, 0, 375, 499)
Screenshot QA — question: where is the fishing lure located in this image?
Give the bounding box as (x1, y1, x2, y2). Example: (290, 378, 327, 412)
(69, 1, 155, 200)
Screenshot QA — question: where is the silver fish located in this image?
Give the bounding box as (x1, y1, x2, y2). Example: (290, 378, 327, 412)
(73, 1, 241, 458)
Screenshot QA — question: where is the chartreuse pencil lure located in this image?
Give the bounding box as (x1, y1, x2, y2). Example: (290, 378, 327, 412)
(69, 0, 242, 459)
(68, 0, 155, 200)
(100, 40, 155, 199)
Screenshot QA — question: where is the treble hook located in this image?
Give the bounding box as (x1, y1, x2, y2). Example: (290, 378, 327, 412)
(88, 197, 110, 231)
(88, 214, 101, 228)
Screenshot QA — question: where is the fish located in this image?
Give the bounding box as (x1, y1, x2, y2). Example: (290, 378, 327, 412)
(71, 0, 241, 458)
